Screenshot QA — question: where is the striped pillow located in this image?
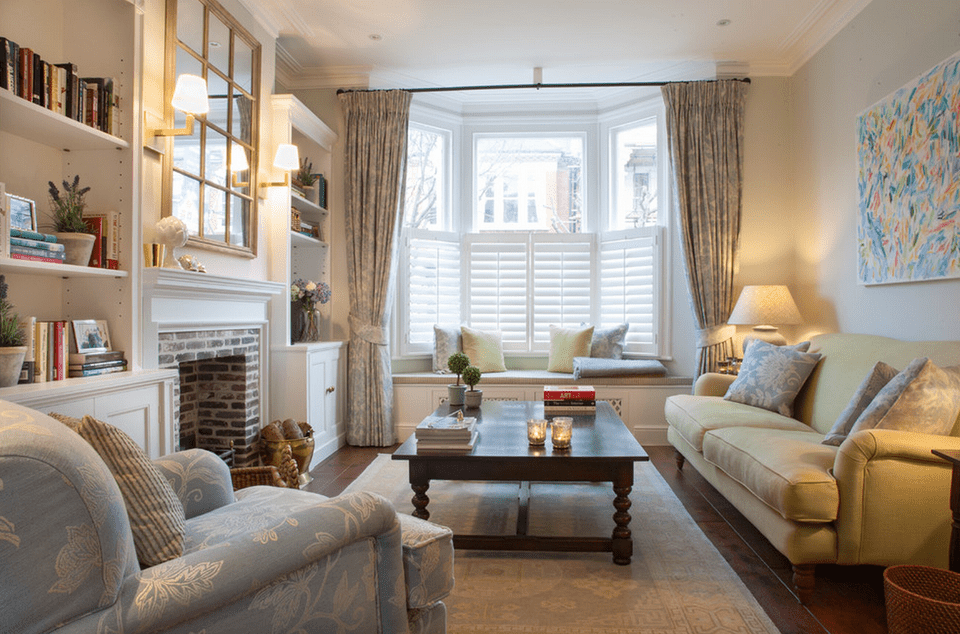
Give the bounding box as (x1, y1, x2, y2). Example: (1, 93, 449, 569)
(69, 415, 185, 566)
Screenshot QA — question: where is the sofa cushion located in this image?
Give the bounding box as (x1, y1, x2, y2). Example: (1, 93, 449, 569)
(849, 359, 960, 437)
(702, 427, 839, 522)
(724, 340, 822, 417)
(461, 326, 507, 373)
(397, 513, 455, 609)
(590, 323, 629, 359)
(665, 394, 813, 452)
(432, 324, 463, 373)
(822, 361, 899, 446)
(547, 324, 594, 372)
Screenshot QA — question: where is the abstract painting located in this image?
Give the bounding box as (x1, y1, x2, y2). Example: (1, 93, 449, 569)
(857, 50, 960, 285)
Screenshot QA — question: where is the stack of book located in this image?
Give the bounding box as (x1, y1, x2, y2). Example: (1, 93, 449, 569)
(69, 350, 127, 378)
(414, 412, 478, 452)
(9, 229, 65, 264)
(543, 385, 597, 415)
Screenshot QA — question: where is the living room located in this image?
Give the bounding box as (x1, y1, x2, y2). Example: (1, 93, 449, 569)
(1, 0, 959, 632)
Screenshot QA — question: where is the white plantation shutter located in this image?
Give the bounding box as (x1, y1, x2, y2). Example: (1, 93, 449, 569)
(599, 227, 659, 355)
(466, 236, 528, 350)
(401, 231, 461, 354)
(531, 237, 595, 347)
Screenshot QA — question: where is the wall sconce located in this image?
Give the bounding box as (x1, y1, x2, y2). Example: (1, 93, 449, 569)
(147, 74, 209, 139)
(259, 143, 300, 190)
(229, 143, 250, 188)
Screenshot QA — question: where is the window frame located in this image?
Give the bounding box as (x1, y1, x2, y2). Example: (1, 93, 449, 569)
(163, 0, 262, 257)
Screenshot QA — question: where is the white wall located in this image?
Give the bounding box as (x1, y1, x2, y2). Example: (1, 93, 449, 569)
(788, 0, 960, 341)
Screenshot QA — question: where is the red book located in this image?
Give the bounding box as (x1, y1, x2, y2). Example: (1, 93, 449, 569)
(543, 385, 596, 401)
(10, 252, 64, 264)
(83, 216, 103, 267)
(53, 321, 67, 381)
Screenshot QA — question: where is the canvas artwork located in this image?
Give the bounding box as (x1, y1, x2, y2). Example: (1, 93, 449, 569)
(856, 50, 960, 285)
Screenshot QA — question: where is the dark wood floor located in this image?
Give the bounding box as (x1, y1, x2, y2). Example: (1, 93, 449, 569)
(306, 444, 888, 634)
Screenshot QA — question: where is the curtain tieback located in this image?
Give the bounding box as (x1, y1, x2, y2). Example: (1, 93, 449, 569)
(695, 324, 735, 348)
(349, 314, 389, 346)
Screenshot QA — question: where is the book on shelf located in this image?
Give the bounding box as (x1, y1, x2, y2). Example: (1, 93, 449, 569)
(543, 385, 596, 401)
(17, 316, 35, 384)
(83, 215, 103, 267)
(10, 236, 65, 252)
(10, 228, 57, 243)
(69, 349, 124, 365)
(69, 362, 127, 378)
(54, 62, 79, 121)
(52, 320, 67, 381)
(69, 357, 126, 372)
(0, 181, 8, 258)
(1, 37, 18, 94)
(416, 431, 479, 453)
(16, 47, 32, 101)
(83, 210, 119, 268)
(10, 251, 65, 264)
(543, 405, 596, 415)
(543, 399, 595, 407)
(10, 245, 66, 261)
(33, 320, 47, 383)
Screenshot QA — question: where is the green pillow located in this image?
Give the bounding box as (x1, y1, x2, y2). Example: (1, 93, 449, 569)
(548, 325, 594, 373)
(461, 326, 507, 373)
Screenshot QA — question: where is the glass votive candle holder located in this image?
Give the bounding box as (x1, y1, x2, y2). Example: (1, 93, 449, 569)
(527, 418, 548, 446)
(550, 416, 573, 449)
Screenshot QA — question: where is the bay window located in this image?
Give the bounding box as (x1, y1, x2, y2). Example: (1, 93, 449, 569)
(396, 105, 667, 361)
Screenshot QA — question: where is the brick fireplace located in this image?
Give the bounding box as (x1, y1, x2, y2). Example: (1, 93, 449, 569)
(142, 269, 285, 467)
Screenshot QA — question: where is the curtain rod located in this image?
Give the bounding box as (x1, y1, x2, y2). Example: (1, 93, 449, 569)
(336, 77, 751, 95)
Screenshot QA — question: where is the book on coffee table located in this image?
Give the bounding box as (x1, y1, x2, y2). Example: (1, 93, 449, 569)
(416, 430, 479, 453)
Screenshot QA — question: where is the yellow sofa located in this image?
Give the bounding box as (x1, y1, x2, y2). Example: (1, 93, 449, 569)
(665, 333, 960, 602)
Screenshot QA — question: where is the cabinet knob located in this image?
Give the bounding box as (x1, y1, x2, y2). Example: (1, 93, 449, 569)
(326, 386, 336, 394)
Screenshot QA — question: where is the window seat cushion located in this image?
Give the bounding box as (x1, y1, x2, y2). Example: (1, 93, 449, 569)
(393, 369, 689, 387)
(572, 357, 667, 379)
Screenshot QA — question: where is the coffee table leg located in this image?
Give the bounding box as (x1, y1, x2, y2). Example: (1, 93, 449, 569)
(409, 462, 431, 520)
(612, 465, 634, 565)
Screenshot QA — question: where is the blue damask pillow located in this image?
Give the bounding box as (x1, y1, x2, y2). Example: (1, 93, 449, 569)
(822, 361, 899, 446)
(432, 324, 462, 373)
(590, 323, 629, 359)
(723, 340, 823, 417)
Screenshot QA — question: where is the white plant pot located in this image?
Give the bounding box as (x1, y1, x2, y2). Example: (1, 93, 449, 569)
(0, 346, 26, 387)
(447, 384, 466, 406)
(464, 389, 483, 409)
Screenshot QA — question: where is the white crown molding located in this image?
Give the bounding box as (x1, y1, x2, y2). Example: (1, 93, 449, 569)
(778, 0, 873, 75)
(238, 0, 315, 39)
(276, 59, 373, 92)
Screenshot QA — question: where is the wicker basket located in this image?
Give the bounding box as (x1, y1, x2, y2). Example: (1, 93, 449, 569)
(885, 565, 960, 634)
(230, 465, 285, 490)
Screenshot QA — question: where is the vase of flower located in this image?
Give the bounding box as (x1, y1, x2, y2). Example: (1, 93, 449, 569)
(290, 279, 331, 343)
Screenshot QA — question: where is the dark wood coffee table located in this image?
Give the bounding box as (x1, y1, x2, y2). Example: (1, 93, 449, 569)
(392, 400, 648, 564)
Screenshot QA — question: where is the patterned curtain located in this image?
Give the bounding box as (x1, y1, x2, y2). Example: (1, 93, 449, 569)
(661, 80, 748, 378)
(337, 90, 412, 446)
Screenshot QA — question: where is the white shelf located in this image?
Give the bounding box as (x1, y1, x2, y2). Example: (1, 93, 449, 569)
(291, 193, 328, 222)
(0, 88, 129, 152)
(290, 231, 327, 248)
(0, 257, 129, 278)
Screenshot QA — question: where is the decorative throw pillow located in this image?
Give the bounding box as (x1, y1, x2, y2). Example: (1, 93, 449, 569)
(590, 323, 629, 359)
(723, 340, 823, 417)
(433, 324, 462, 373)
(57, 414, 186, 567)
(848, 359, 960, 437)
(743, 339, 812, 354)
(461, 326, 507, 373)
(547, 325, 595, 373)
(821, 361, 899, 446)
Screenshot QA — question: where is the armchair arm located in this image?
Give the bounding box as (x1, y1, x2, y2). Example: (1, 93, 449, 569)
(153, 448, 235, 519)
(833, 429, 960, 566)
(694, 372, 736, 397)
(66, 491, 408, 634)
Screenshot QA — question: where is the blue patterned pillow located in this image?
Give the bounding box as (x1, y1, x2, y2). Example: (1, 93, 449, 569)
(590, 323, 629, 359)
(433, 325, 462, 373)
(723, 340, 823, 417)
(822, 361, 899, 446)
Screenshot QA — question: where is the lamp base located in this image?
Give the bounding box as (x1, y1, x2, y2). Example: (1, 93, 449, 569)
(742, 326, 786, 353)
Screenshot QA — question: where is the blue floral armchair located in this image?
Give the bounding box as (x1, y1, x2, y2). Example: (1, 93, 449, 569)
(0, 400, 453, 633)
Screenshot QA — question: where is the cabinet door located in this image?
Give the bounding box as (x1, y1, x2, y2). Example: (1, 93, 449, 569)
(307, 350, 340, 465)
(94, 387, 166, 459)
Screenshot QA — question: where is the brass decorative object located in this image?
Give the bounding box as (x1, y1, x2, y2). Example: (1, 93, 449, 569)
(259, 419, 315, 486)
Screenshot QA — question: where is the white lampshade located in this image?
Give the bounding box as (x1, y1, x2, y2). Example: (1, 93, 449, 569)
(229, 144, 249, 172)
(171, 74, 209, 115)
(728, 285, 802, 326)
(273, 144, 300, 171)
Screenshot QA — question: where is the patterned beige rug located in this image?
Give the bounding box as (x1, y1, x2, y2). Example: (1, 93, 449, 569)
(344, 454, 781, 634)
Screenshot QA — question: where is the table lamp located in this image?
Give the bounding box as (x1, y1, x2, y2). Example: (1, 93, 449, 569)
(728, 285, 802, 350)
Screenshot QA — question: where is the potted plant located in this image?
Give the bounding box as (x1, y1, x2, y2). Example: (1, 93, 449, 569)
(48, 175, 96, 266)
(0, 275, 26, 387)
(462, 365, 483, 408)
(446, 352, 469, 406)
(292, 157, 316, 195)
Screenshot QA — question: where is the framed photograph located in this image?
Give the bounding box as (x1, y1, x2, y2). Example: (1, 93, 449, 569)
(7, 194, 37, 232)
(72, 319, 109, 353)
(95, 319, 112, 350)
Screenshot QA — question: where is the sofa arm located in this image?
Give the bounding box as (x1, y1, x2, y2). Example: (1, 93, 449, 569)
(693, 372, 736, 397)
(153, 448, 236, 519)
(833, 429, 960, 566)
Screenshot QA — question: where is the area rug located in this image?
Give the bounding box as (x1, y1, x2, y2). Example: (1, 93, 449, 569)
(343, 454, 781, 634)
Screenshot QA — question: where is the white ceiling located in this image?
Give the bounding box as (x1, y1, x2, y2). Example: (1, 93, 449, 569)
(243, 0, 872, 101)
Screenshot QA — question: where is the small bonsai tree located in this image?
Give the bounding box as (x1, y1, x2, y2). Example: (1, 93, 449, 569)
(0, 276, 24, 347)
(48, 175, 93, 234)
(447, 352, 469, 385)
(462, 365, 482, 392)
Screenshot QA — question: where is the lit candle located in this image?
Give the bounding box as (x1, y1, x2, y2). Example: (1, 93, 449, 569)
(527, 418, 548, 446)
(551, 417, 573, 449)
